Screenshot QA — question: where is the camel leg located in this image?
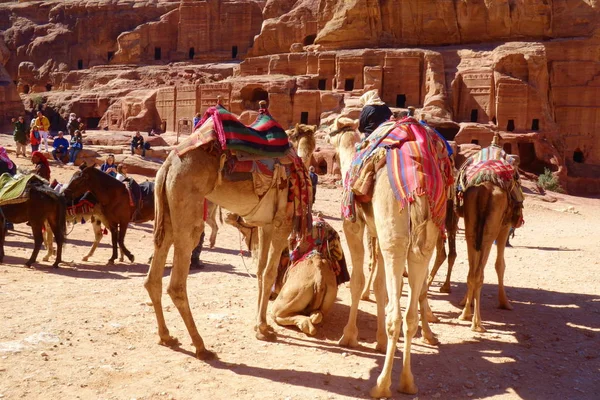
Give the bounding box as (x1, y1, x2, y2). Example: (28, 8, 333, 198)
(373, 246, 387, 353)
(495, 225, 513, 310)
(42, 222, 54, 262)
(117, 223, 134, 263)
(361, 236, 377, 300)
(427, 235, 446, 289)
(255, 223, 288, 341)
(419, 267, 440, 345)
(272, 283, 319, 336)
(339, 219, 365, 349)
(441, 230, 457, 293)
(26, 223, 44, 267)
(82, 219, 103, 262)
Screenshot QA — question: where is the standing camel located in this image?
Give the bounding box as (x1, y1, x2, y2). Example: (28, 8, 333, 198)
(328, 117, 452, 397)
(145, 105, 311, 358)
(455, 142, 524, 332)
(286, 123, 317, 168)
(0, 177, 66, 268)
(63, 166, 135, 265)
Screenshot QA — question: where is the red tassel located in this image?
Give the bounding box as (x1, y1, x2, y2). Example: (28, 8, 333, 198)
(103, 228, 108, 235)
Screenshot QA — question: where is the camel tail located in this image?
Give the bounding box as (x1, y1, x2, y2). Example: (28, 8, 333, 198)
(474, 188, 491, 252)
(153, 166, 168, 247)
(409, 195, 431, 256)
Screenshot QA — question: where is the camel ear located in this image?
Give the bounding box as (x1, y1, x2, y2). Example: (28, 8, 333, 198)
(295, 122, 300, 129)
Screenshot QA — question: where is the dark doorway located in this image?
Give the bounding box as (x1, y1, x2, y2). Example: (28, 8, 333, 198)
(107, 51, 114, 62)
(154, 47, 161, 60)
(318, 79, 327, 90)
(471, 139, 479, 145)
(491, 116, 497, 125)
(344, 79, 354, 92)
(396, 94, 406, 108)
(77, 59, 83, 70)
(518, 142, 536, 166)
(23, 85, 30, 94)
(45, 83, 52, 91)
(507, 119, 515, 132)
(232, 46, 238, 59)
(318, 160, 327, 175)
(470, 109, 478, 123)
(303, 35, 316, 46)
(531, 119, 540, 131)
(189, 47, 195, 59)
(435, 125, 460, 141)
(573, 149, 584, 163)
(86, 117, 101, 129)
(300, 112, 309, 124)
(503, 143, 512, 154)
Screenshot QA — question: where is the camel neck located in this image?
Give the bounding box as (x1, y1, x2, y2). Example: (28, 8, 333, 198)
(337, 133, 360, 177)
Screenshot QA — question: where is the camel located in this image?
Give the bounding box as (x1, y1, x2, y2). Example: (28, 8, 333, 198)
(328, 116, 452, 397)
(144, 108, 311, 358)
(271, 217, 349, 336)
(455, 143, 524, 332)
(286, 123, 317, 169)
(427, 193, 460, 293)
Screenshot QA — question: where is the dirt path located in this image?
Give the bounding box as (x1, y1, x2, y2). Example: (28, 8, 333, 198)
(1, 179, 599, 400)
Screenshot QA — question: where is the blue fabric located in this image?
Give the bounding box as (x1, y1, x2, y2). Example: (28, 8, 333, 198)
(420, 120, 453, 156)
(101, 162, 117, 177)
(53, 137, 69, 150)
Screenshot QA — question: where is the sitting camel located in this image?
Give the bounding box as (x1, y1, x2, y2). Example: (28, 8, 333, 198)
(271, 217, 349, 336)
(455, 136, 524, 332)
(328, 116, 453, 396)
(286, 123, 317, 169)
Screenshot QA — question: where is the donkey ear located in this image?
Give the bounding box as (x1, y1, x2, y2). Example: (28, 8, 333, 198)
(79, 161, 87, 170)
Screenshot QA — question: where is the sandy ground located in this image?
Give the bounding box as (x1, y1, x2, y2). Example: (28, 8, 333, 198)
(1, 161, 599, 400)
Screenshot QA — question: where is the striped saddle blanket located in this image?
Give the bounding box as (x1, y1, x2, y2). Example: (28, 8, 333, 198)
(342, 118, 454, 232)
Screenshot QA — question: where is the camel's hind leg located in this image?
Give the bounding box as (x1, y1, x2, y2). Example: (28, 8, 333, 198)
(361, 236, 377, 300)
(441, 229, 457, 293)
(272, 281, 319, 336)
(206, 203, 218, 248)
(82, 218, 103, 262)
(338, 219, 365, 349)
(373, 245, 388, 353)
(427, 235, 446, 289)
(495, 225, 512, 310)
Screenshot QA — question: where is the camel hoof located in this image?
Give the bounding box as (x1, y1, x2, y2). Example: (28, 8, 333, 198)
(439, 284, 452, 293)
(369, 385, 392, 399)
(309, 312, 323, 325)
(299, 320, 317, 336)
(255, 329, 277, 342)
(422, 334, 439, 346)
(398, 380, 419, 395)
(159, 336, 180, 347)
(42, 256, 50, 262)
(459, 311, 472, 321)
(360, 293, 371, 301)
(427, 312, 440, 323)
(196, 349, 216, 360)
(338, 334, 359, 349)
(499, 301, 513, 310)
(471, 324, 487, 333)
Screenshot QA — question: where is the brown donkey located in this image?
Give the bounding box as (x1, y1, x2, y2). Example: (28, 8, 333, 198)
(1, 181, 66, 268)
(63, 165, 134, 265)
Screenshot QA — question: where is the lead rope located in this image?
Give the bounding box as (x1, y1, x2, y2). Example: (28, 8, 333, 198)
(238, 230, 254, 278)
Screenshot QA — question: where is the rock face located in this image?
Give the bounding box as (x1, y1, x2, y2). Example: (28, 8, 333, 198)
(1, 0, 600, 194)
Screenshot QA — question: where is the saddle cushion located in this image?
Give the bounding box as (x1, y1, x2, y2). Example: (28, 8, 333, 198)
(0, 173, 41, 207)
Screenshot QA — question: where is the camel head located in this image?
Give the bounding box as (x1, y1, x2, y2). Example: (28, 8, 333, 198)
(287, 123, 317, 168)
(326, 117, 360, 149)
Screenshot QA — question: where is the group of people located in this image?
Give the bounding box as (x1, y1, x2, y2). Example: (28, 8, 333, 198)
(51, 130, 84, 165)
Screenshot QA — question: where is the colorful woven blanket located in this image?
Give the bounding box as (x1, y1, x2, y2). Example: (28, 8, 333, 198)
(0, 173, 40, 207)
(190, 105, 291, 157)
(457, 145, 517, 192)
(288, 217, 350, 285)
(342, 118, 454, 232)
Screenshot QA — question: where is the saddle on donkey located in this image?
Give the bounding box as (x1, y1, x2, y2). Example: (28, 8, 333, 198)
(341, 118, 454, 233)
(456, 144, 524, 228)
(177, 104, 313, 236)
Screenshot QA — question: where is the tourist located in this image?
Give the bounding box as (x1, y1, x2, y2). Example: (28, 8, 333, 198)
(29, 125, 41, 153)
(193, 113, 201, 128)
(11, 116, 28, 157)
(31, 151, 50, 181)
(33, 111, 50, 152)
(115, 164, 129, 182)
(67, 113, 78, 137)
(309, 166, 318, 204)
(358, 89, 392, 137)
(67, 130, 83, 166)
(51, 131, 69, 163)
(100, 154, 117, 177)
(77, 117, 86, 134)
(0, 146, 17, 176)
(131, 131, 145, 157)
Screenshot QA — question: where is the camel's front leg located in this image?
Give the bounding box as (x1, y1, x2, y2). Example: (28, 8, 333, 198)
(272, 282, 319, 336)
(441, 229, 457, 293)
(495, 225, 513, 310)
(361, 236, 377, 300)
(373, 245, 387, 352)
(339, 219, 365, 349)
(82, 219, 102, 262)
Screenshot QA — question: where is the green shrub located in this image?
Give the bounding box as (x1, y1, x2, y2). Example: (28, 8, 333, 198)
(538, 168, 564, 193)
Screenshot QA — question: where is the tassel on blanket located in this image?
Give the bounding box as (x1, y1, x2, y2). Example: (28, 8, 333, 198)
(81, 217, 86, 224)
(103, 227, 108, 235)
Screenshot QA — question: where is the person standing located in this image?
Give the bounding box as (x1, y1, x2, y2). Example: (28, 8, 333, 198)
(34, 111, 50, 152)
(309, 166, 318, 204)
(67, 130, 83, 165)
(29, 125, 41, 153)
(67, 113, 78, 137)
(51, 131, 69, 163)
(358, 89, 392, 137)
(131, 131, 145, 157)
(11, 116, 28, 157)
